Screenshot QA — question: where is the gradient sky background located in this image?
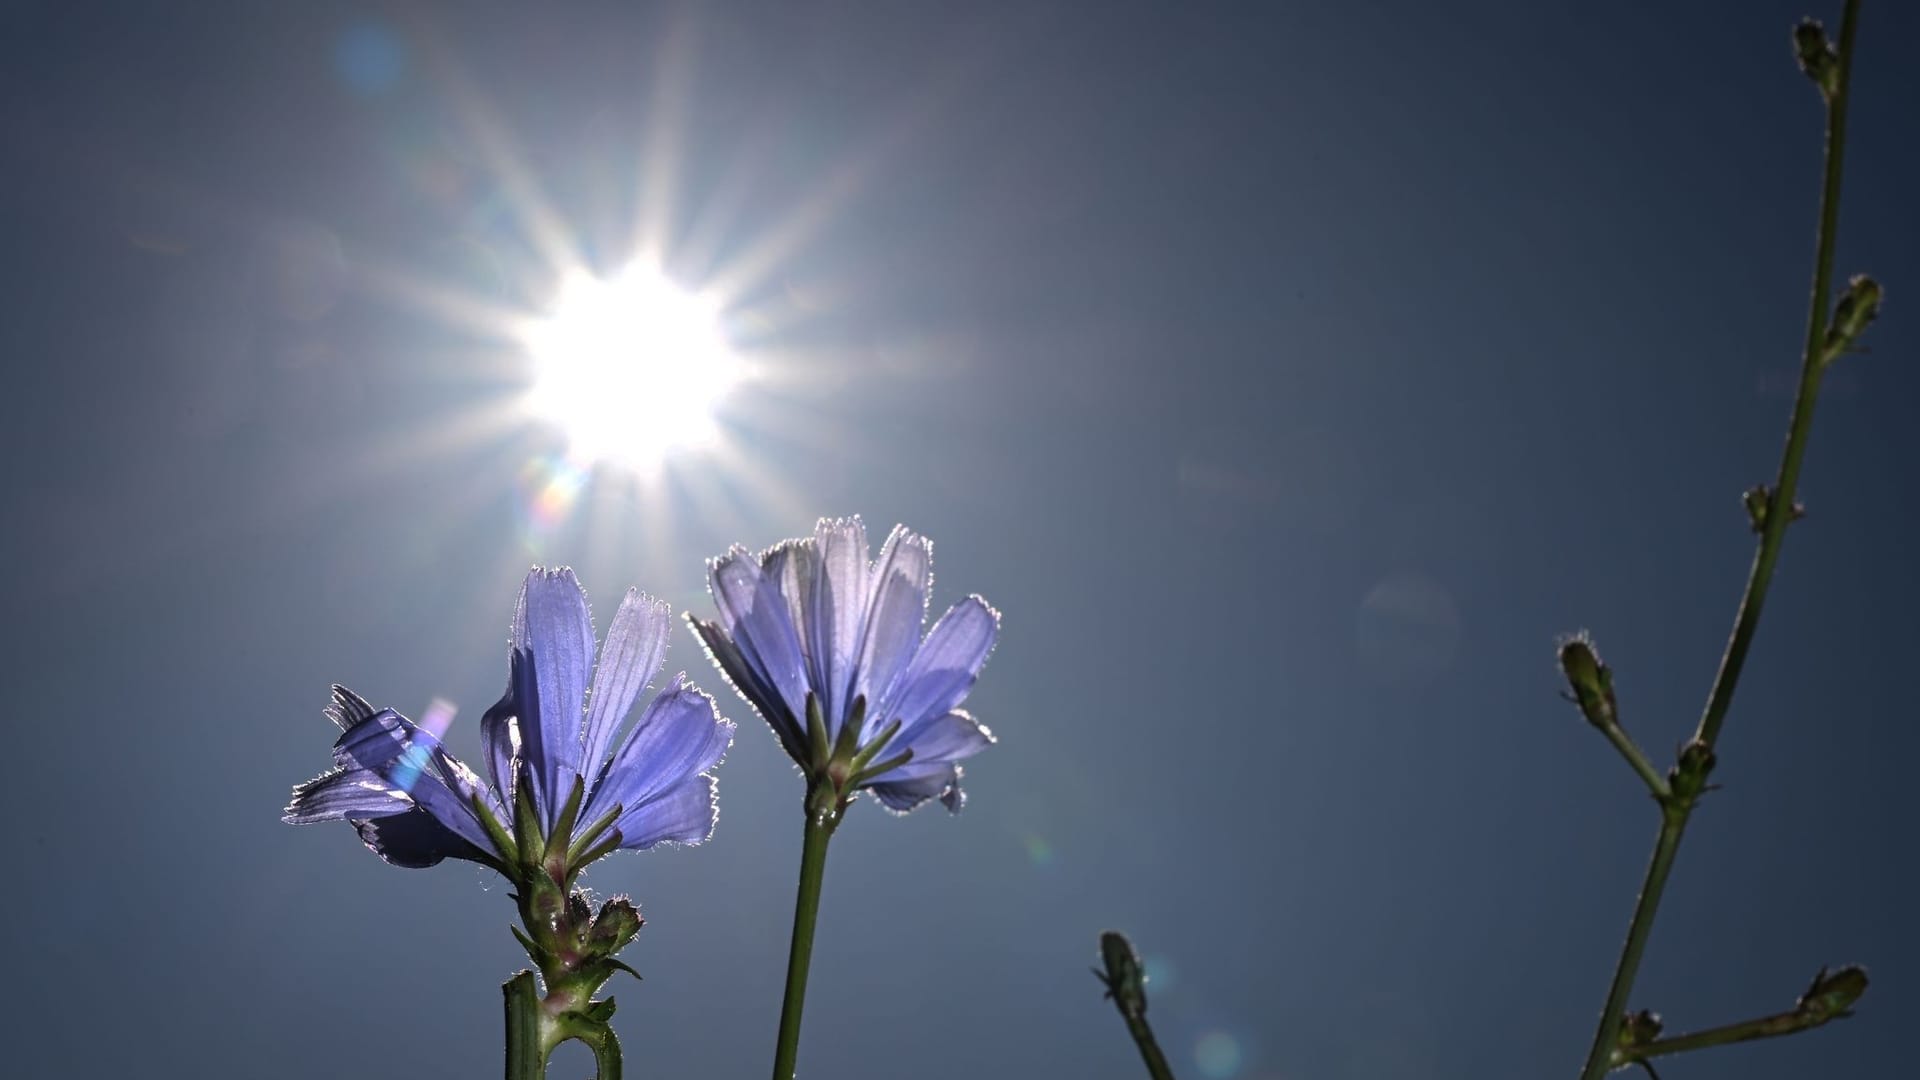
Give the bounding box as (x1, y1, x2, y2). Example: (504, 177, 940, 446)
(2, 2, 1915, 1078)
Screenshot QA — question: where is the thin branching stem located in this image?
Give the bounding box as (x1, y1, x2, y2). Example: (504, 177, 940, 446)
(1595, 721, 1671, 801)
(1576, 3, 1862, 1077)
(1693, 1, 1860, 753)
(1621, 1005, 1852, 1066)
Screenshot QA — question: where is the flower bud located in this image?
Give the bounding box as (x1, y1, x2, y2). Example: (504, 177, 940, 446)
(1823, 275, 1883, 365)
(1557, 635, 1617, 729)
(1095, 931, 1149, 1022)
(1793, 19, 1840, 100)
(589, 896, 644, 955)
(1742, 485, 1806, 534)
(1616, 1008, 1663, 1050)
(1743, 485, 1770, 533)
(1668, 739, 1716, 803)
(1797, 964, 1868, 1021)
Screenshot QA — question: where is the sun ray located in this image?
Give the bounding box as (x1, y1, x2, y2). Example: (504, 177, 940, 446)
(405, 11, 584, 287)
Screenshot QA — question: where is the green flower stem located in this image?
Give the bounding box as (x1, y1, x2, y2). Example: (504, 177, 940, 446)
(1578, 806, 1691, 1080)
(559, 1013, 624, 1080)
(1119, 1011, 1177, 1080)
(770, 801, 839, 1080)
(1576, 4, 1862, 1078)
(1694, 0, 1860, 756)
(505, 971, 548, 1080)
(1618, 1005, 1850, 1068)
(504, 969, 626, 1080)
(1595, 721, 1670, 802)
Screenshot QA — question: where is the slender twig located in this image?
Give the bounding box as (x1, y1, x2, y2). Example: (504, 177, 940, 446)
(1621, 1005, 1850, 1066)
(1575, 4, 1863, 1077)
(1693, 2, 1860, 754)
(1595, 721, 1670, 801)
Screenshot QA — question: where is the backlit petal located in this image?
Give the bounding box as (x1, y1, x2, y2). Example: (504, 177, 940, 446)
(512, 568, 595, 825)
(612, 774, 719, 850)
(580, 589, 671, 790)
(878, 595, 999, 738)
(584, 677, 733, 829)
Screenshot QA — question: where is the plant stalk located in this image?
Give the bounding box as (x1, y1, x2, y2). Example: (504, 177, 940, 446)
(1575, 3, 1862, 1076)
(770, 804, 838, 1080)
(505, 971, 549, 1080)
(1621, 1005, 1850, 1067)
(1121, 1011, 1178, 1080)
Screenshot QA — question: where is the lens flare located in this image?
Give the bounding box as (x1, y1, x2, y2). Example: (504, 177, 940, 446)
(391, 697, 458, 793)
(1194, 1031, 1243, 1079)
(1022, 833, 1054, 867)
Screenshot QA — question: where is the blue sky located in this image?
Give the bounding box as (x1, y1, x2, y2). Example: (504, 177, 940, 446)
(1, 2, 1914, 1078)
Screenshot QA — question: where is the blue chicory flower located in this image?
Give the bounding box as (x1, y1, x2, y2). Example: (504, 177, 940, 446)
(689, 517, 999, 813)
(285, 567, 735, 872)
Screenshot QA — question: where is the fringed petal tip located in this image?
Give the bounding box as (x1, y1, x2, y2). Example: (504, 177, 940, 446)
(704, 544, 756, 575)
(283, 766, 413, 825)
(323, 684, 377, 731)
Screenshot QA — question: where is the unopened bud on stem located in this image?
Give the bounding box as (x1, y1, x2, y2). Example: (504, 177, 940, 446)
(1797, 964, 1869, 1021)
(1094, 930, 1149, 1022)
(1822, 275, 1883, 365)
(1793, 19, 1840, 100)
(1557, 635, 1617, 729)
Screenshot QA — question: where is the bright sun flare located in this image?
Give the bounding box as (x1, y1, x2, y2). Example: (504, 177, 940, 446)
(524, 266, 742, 467)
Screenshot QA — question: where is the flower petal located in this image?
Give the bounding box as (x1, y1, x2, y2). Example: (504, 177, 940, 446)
(875, 595, 999, 736)
(689, 615, 808, 763)
(853, 525, 930, 741)
(893, 709, 994, 765)
(762, 539, 823, 694)
(809, 517, 871, 726)
(709, 549, 809, 724)
(324, 684, 378, 731)
(612, 774, 719, 850)
(283, 766, 411, 824)
(867, 761, 965, 815)
(353, 809, 492, 869)
(333, 710, 495, 854)
(584, 677, 733, 829)
(580, 589, 671, 790)
(512, 568, 595, 826)
(478, 652, 525, 804)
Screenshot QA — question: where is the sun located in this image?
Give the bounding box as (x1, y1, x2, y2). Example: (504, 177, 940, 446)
(523, 265, 742, 467)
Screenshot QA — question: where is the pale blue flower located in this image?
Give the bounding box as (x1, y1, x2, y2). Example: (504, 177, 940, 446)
(285, 568, 734, 871)
(690, 517, 998, 813)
